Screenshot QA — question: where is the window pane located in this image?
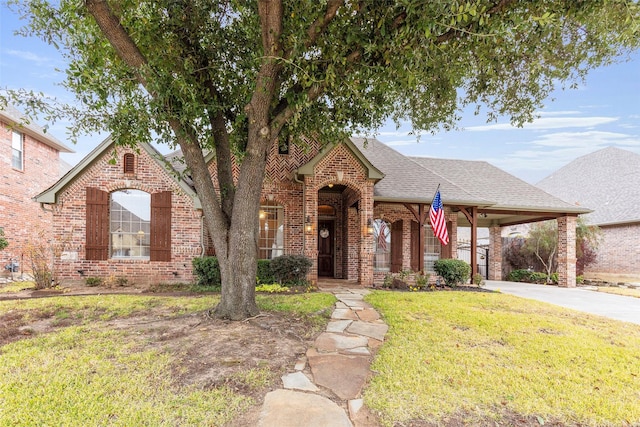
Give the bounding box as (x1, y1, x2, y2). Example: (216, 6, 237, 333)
(373, 219, 390, 271)
(423, 225, 441, 273)
(258, 204, 284, 259)
(110, 189, 151, 258)
(11, 131, 23, 170)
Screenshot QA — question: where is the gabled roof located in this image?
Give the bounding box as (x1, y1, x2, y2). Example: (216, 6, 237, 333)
(351, 138, 485, 205)
(410, 157, 585, 213)
(35, 136, 201, 209)
(1, 105, 74, 153)
(351, 137, 589, 227)
(296, 138, 384, 180)
(537, 147, 640, 226)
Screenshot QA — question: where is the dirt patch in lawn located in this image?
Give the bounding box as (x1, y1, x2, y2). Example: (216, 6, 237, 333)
(0, 292, 322, 427)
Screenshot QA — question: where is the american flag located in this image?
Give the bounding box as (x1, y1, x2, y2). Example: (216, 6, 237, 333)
(429, 189, 449, 246)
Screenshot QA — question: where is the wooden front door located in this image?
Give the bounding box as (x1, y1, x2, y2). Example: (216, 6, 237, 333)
(317, 220, 334, 277)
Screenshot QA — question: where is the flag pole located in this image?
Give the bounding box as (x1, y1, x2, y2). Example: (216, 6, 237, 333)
(430, 183, 441, 205)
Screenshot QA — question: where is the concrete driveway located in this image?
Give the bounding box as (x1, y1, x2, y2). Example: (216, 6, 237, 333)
(484, 280, 640, 326)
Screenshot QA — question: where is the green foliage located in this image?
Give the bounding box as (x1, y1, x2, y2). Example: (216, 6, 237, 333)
(269, 255, 312, 286)
(433, 259, 471, 287)
(85, 277, 103, 287)
(507, 269, 532, 282)
(529, 272, 550, 284)
(472, 273, 484, 287)
(0, 228, 8, 251)
(255, 283, 289, 293)
(256, 260, 275, 284)
(192, 256, 221, 288)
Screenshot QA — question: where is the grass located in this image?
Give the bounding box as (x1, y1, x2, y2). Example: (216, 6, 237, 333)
(0, 281, 35, 293)
(596, 286, 640, 298)
(364, 291, 640, 426)
(0, 292, 336, 426)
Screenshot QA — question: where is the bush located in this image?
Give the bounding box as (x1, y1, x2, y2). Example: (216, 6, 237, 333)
(507, 269, 533, 283)
(0, 228, 8, 251)
(270, 255, 312, 286)
(256, 260, 275, 284)
(529, 272, 549, 284)
(472, 273, 484, 287)
(192, 256, 221, 287)
(433, 259, 471, 287)
(85, 277, 103, 287)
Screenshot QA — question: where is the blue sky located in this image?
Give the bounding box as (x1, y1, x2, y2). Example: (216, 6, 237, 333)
(2, 4, 639, 184)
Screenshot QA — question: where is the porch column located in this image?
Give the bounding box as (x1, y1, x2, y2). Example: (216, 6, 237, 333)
(557, 215, 577, 288)
(488, 224, 502, 280)
(303, 178, 319, 286)
(359, 182, 375, 286)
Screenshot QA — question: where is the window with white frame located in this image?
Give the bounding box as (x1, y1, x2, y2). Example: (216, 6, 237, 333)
(373, 219, 391, 271)
(12, 130, 23, 170)
(258, 203, 284, 259)
(423, 225, 441, 273)
(110, 189, 151, 259)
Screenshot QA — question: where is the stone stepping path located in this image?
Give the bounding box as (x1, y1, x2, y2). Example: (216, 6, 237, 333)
(258, 287, 388, 427)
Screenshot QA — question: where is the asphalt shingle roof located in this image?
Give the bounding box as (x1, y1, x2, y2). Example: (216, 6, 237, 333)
(410, 157, 581, 212)
(537, 147, 640, 225)
(352, 137, 585, 213)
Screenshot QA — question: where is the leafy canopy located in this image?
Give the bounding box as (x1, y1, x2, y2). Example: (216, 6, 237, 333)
(7, 0, 640, 151)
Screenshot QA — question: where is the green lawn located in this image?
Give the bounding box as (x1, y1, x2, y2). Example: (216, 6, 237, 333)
(0, 292, 335, 426)
(364, 291, 640, 426)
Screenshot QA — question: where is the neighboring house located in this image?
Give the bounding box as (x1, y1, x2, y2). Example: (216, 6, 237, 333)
(35, 135, 587, 287)
(537, 146, 640, 279)
(0, 105, 73, 273)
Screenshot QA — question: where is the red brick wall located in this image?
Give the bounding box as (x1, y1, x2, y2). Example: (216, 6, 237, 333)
(584, 223, 640, 277)
(50, 144, 202, 285)
(0, 120, 61, 272)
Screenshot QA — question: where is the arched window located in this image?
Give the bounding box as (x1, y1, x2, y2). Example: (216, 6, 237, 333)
(110, 189, 151, 259)
(258, 202, 284, 259)
(373, 219, 391, 271)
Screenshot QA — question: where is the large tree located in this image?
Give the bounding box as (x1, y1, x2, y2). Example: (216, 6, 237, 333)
(4, 0, 639, 319)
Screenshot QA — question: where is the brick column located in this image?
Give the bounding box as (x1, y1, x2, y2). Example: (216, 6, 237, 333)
(304, 178, 318, 286)
(557, 215, 577, 288)
(488, 225, 502, 280)
(359, 182, 374, 286)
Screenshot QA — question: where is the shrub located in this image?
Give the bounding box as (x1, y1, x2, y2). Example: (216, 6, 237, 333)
(433, 259, 471, 287)
(472, 273, 484, 287)
(0, 228, 8, 251)
(256, 260, 275, 284)
(529, 272, 549, 284)
(192, 256, 221, 287)
(270, 255, 312, 286)
(85, 277, 103, 287)
(507, 269, 533, 283)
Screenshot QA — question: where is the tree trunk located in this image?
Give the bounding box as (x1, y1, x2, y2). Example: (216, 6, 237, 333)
(213, 234, 260, 320)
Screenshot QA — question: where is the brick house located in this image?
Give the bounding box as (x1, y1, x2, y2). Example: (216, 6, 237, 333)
(36, 135, 587, 287)
(537, 147, 640, 280)
(1, 106, 73, 274)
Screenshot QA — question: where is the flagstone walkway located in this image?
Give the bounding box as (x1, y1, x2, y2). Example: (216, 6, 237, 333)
(258, 284, 388, 427)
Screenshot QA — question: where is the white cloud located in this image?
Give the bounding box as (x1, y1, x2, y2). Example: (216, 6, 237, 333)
(536, 110, 581, 116)
(5, 49, 50, 65)
(465, 116, 618, 131)
(531, 131, 639, 148)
